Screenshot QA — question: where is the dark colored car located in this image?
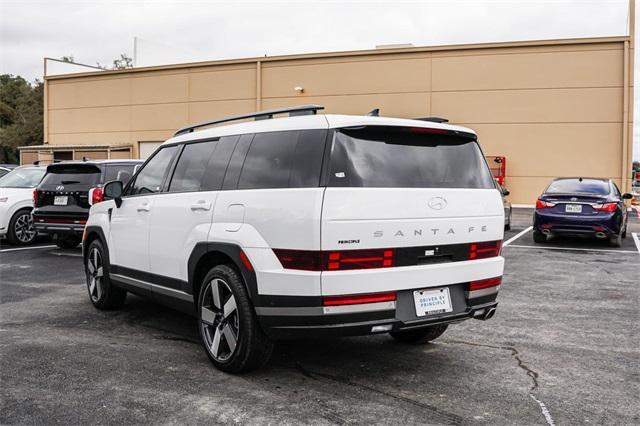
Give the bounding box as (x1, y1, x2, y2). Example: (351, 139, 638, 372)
(497, 182, 512, 230)
(533, 177, 633, 247)
(32, 160, 143, 248)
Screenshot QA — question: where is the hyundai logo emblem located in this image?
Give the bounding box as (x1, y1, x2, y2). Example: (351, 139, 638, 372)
(570, 197, 578, 201)
(428, 196, 447, 210)
(56, 185, 64, 191)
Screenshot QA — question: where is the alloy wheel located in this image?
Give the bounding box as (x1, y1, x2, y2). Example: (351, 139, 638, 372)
(200, 278, 239, 362)
(14, 212, 36, 243)
(86, 247, 104, 302)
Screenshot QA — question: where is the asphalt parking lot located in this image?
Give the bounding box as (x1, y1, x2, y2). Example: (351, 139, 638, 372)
(1, 209, 639, 425)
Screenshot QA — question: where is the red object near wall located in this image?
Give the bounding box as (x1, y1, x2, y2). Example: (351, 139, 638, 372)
(486, 156, 506, 186)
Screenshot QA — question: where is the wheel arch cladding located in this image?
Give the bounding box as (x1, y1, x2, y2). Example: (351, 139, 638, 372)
(188, 242, 259, 304)
(83, 226, 108, 263)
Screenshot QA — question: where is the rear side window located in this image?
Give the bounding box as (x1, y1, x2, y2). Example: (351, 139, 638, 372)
(41, 165, 101, 186)
(129, 145, 179, 195)
(546, 179, 610, 195)
(169, 140, 217, 192)
(104, 164, 137, 186)
(328, 126, 494, 189)
(237, 130, 326, 190)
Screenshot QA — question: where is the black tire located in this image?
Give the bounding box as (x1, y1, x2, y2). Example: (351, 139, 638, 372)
(621, 223, 627, 239)
(505, 210, 512, 231)
(6, 209, 37, 245)
(56, 235, 81, 249)
(85, 239, 127, 309)
(533, 231, 547, 244)
(609, 233, 622, 248)
(390, 324, 448, 344)
(198, 264, 273, 373)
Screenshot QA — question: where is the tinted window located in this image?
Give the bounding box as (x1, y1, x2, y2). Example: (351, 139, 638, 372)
(222, 134, 253, 190)
(201, 135, 238, 191)
(169, 141, 217, 192)
(41, 165, 101, 186)
(129, 146, 178, 195)
(0, 168, 46, 188)
(104, 164, 137, 186)
(328, 126, 494, 189)
(546, 179, 610, 195)
(290, 129, 326, 187)
(238, 131, 299, 189)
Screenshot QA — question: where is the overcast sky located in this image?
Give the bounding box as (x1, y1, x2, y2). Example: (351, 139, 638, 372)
(0, 0, 638, 160)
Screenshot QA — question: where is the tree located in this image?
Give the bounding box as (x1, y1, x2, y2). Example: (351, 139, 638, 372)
(0, 75, 43, 163)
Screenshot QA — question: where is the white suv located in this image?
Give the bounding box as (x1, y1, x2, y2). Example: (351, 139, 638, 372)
(83, 105, 505, 373)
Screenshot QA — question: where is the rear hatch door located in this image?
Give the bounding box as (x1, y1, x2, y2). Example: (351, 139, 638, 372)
(35, 163, 101, 217)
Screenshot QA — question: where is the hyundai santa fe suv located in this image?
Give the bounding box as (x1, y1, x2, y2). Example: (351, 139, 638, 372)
(33, 160, 142, 248)
(83, 105, 505, 373)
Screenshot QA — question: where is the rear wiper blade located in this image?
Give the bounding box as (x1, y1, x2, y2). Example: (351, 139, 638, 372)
(60, 180, 80, 184)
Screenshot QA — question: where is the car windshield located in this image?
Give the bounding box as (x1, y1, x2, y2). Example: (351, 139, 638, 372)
(546, 179, 609, 195)
(0, 168, 46, 188)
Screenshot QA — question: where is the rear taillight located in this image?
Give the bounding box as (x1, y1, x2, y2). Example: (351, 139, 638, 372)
(536, 199, 555, 209)
(469, 240, 502, 260)
(409, 127, 449, 134)
(323, 291, 396, 306)
(32, 189, 38, 206)
(324, 248, 395, 270)
(469, 276, 502, 291)
(592, 202, 617, 212)
(91, 187, 104, 205)
(273, 248, 395, 271)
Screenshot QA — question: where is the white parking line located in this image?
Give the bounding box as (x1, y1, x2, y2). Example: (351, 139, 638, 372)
(505, 244, 637, 254)
(503, 226, 533, 246)
(0, 245, 57, 253)
(632, 233, 640, 254)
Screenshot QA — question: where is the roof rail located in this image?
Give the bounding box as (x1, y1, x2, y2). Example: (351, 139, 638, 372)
(174, 104, 325, 136)
(414, 116, 449, 123)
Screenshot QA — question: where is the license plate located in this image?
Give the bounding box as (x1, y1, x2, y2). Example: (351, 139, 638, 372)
(414, 287, 453, 317)
(54, 196, 68, 206)
(565, 204, 582, 213)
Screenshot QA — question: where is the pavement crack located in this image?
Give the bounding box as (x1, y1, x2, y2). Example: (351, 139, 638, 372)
(290, 362, 464, 425)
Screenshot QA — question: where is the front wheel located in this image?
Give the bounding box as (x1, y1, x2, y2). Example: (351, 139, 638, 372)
(198, 265, 273, 373)
(390, 324, 448, 344)
(85, 239, 127, 309)
(6, 209, 37, 245)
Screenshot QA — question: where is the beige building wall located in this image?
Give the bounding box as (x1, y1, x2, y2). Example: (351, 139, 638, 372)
(42, 37, 634, 204)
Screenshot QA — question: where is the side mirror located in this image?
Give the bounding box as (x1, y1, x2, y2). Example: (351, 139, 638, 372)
(502, 188, 510, 196)
(622, 193, 633, 200)
(104, 180, 124, 207)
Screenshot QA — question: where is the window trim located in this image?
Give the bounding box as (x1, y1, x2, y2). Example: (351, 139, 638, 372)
(166, 138, 220, 194)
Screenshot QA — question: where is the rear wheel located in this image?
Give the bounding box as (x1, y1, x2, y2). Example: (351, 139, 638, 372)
(7, 209, 37, 245)
(56, 235, 81, 249)
(504, 210, 512, 231)
(390, 324, 448, 344)
(533, 231, 546, 244)
(85, 239, 126, 309)
(198, 265, 273, 373)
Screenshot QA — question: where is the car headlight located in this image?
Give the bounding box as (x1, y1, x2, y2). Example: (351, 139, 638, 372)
(0, 197, 8, 203)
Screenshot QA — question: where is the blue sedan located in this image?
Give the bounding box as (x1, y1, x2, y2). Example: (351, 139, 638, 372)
(533, 177, 633, 247)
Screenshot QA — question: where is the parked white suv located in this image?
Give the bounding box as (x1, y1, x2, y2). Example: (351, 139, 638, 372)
(0, 165, 47, 245)
(83, 105, 505, 373)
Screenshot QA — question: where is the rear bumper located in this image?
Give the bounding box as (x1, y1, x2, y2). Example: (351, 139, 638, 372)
(533, 210, 621, 236)
(32, 212, 87, 235)
(256, 282, 499, 339)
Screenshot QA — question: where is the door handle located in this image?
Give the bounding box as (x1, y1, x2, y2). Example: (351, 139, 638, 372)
(190, 200, 212, 211)
(137, 203, 151, 212)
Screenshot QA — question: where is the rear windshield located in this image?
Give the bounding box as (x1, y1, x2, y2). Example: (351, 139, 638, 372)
(0, 168, 46, 188)
(41, 165, 101, 186)
(546, 179, 610, 195)
(328, 126, 494, 189)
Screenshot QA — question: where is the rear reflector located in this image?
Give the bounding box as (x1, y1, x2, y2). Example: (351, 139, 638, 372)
(469, 276, 502, 291)
(536, 199, 556, 209)
(239, 250, 254, 271)
(592, 226, 605, 231)
(323, 292, 396, 306)
(469, 240, 502, 260)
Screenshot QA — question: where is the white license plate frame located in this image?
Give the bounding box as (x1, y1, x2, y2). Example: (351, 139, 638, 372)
(565, 204, 582, 213)
(413, 287, 453, 317)
(54, 196, 68, 206)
